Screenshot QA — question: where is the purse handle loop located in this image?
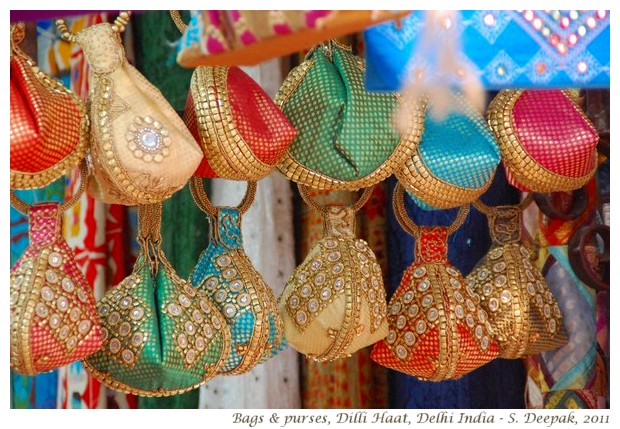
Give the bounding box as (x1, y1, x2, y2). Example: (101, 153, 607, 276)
(392, 181, 469, 238)
(170, 10, 187, 33)
(55, 11, 132, 42)
(190, 177, 257, 217)
(10, 159, 89, 215)
(473, 194, 533, 217)
(298, 184, 373, 215)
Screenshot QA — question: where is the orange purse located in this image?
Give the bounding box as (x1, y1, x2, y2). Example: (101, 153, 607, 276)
(371, 183, 500, 380)
(10, 22, 88, 190)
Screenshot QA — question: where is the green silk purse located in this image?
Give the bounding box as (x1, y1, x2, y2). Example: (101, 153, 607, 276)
(275, 40, 425, 190)
(84, 204, 231, 396)
(189, 179, 285, 374)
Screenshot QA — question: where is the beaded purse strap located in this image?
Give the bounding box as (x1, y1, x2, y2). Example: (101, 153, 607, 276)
(392, 182, 469, 239)
(472, 194, 532, 245)
(472, 194, 533, 218)
(10, 160, 89, 215)
(298, 184, 373, 215)
(169, 10, 187, 33)
(56, 11, 132, 40)
(189, 177, 257, 216)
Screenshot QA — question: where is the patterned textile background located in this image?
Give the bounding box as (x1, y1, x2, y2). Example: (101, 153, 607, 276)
(364, 10, 610, 91)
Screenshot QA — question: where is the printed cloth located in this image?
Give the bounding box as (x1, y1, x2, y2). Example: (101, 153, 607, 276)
(364, 10, 610, 91)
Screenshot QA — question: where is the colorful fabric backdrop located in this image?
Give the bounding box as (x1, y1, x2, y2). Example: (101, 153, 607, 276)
(364, 10, 610, 91)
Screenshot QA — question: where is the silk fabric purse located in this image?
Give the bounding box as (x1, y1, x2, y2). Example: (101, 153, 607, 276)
(184, 65, 296, 180)
(10, 161, 103, 375)
(56, 13, 203, 205)
(279, 185, 388, 361)
(396, 92, 501, 210)
(84, 203, 231, 396)
(275, 40, 425, 190)
(10, 22, 88, 190)
(189, 179, 285, 374)
(487, 89, 599, 192)
(468, 197, 568, 358)
(371, 183, 500, 380)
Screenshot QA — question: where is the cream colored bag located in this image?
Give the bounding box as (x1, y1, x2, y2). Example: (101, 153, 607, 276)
(58, 13, 202, 205)
(278, 185, 388, 361)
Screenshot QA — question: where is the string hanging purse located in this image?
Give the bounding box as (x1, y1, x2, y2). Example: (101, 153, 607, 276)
(10, 161, 103, 375)
(189, 179, 285, 374)
(83, 203, 232, 396)
(468, 197, 568, 358)
(487, 89, 599, 192)
(371, 183, 500, 380)
(396, 92, 501, 209)
(278, 185, 389, 361)
(10, 22, 88, 190)
(170, 13, 297, 180)
(56, 12, 203, 205)
(275, 40, 425, 190)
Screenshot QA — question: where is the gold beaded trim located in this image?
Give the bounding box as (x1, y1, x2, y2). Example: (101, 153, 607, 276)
(487, 90, 597, 192)
(10, 28, 89, 190)
(190, 67, 273, 180)
(10, 258, 38, 374)
(275, 57, 425, 191)
(82, 361, 209, 397)
(56, 11, 131, 42)
(396, 150, 496, 209)
(198, 249, 271, 375)
(89, 77, 179, 204)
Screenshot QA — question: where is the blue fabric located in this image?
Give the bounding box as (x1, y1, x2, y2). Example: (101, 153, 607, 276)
(190, 208, 285, 372)
(406, 94, 501, 210)
(385, 167, 526, 408)
(364, 10, 610, 91)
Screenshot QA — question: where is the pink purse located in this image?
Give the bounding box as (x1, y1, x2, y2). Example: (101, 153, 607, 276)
(487, 90, 598, 192)
(10, 161, 103, 375)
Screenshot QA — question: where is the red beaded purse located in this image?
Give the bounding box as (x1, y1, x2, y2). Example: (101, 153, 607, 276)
(184, 65, 296, 180)
(371, 183, 500, 380)
(10, 22, 88, 190)
(10, 162, 103, 375)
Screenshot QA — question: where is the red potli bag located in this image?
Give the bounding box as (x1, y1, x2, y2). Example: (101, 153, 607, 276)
(10, 22, 88, 190)
(176, 15, 297, 180)
(487, 90, 598, 192)
(371, 183, 500, 380)
(10, 161, 103, 375)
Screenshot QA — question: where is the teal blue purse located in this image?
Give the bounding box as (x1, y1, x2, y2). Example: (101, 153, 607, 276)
(396, 92, 501, 210)
(188, 179, 285, 374)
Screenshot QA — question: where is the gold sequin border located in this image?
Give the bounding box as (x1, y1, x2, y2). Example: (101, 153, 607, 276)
(10, 49, 89, 190)
(275, 59, 425, 191)
(396, 150, 496, 209)
(487, 89, 597, 192)
(191, 67, 274, 180)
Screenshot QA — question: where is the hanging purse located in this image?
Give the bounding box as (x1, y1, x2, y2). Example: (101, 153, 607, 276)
(183, 64, 296, 180)
(10, 161, 103, 375)
(189, 179, 285, 374)
(56, 13, 203, 205)
(468, 197, 568, 358)
(10, 22, 88, 190)
(396, 92, 501, 210)
(173, 10, 409, 68)
(371, 183, 499, 380)
(275, 40, 425, 190)
(487, 89, 599, 192)
(279, 185, 388, 361)
(83, 203, 232, 396)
